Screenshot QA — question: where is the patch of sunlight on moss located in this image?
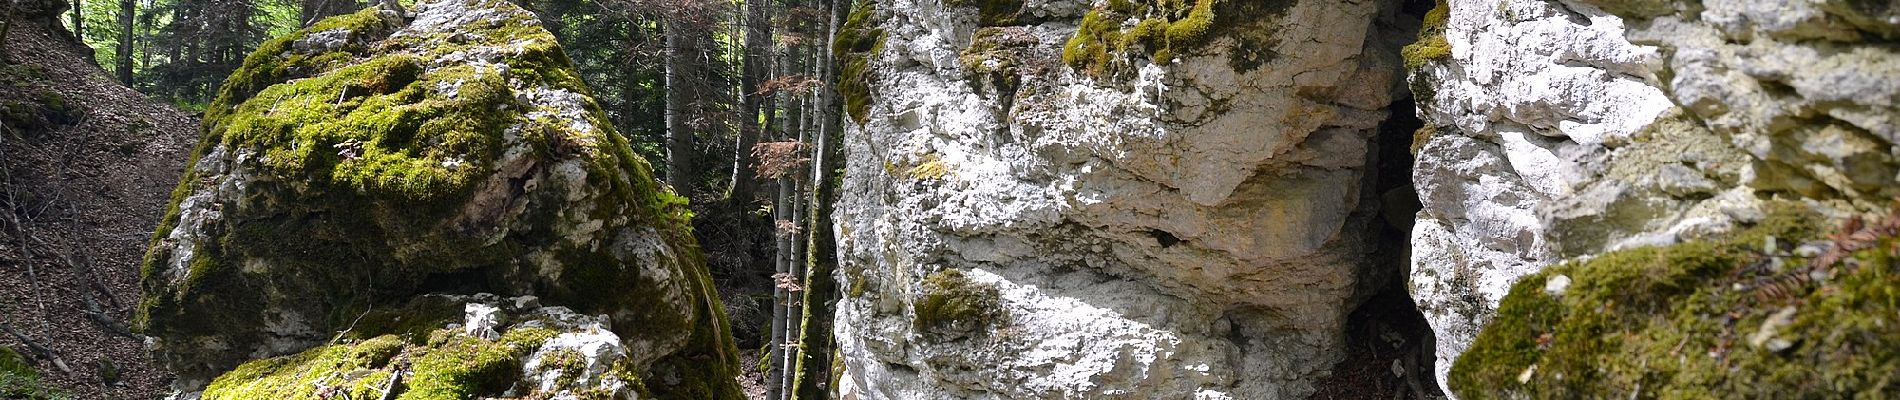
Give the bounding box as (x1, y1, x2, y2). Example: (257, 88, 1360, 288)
(1401, 0, 1451, 70)
(202, 335, 406, 400)
(203, 328, 567, 400)
(1449, 202, 1900, 399)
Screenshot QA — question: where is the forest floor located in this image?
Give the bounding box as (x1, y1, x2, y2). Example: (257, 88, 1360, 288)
(0, 22, 197, 399)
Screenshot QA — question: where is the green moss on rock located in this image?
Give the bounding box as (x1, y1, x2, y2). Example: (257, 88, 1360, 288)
(836, 0, 886, 126)
(203, 329, 574, 400)
(959, 27, 1035, 92)
(1449, 203, 1900, 398)
(1061, 0, 1294, 79)
(1401, 0, 1452, 70)
(904, 154, 952, 181)
(913, 269, 1004, 332)
(202, 335, 407, 399)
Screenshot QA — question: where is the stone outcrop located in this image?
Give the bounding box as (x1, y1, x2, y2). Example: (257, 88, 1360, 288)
(831, 0, 1426, 398)
(1407, 0, 1898, 394)
(134, 1, 741, 398)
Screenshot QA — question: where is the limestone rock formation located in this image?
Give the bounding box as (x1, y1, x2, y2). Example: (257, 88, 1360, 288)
(133, 1, 740, 397)
(1407, 0, 1898, 393)
(832, 0, 1425, 398)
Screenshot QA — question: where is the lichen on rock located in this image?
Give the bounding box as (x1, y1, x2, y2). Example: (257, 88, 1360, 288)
(135, 0, 739, 397)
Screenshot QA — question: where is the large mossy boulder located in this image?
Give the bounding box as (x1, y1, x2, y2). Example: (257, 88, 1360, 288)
(134, 0, 740, 398)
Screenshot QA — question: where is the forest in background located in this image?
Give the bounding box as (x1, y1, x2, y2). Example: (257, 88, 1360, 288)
(28, 0, 850, 397)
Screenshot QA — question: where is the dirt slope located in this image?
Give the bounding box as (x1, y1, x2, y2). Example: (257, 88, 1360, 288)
(1, 20, 195, 399)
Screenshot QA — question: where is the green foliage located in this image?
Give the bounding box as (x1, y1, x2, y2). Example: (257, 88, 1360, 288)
(1450, 203, 1900, 399)
(913, 269, 1004, 332)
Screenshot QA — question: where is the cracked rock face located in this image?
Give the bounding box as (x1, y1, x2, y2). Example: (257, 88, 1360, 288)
(135, 0, 738, 396)
(1408, 0, 1899, 393)
(833, 0, 1419, 398)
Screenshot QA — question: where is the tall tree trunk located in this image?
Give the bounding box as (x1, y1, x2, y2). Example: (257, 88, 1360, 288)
(115, 0, 133, 83)
(766, 169, 792, 400)
(788, 0, 847, 397)
(728, 0, 771, 203)
(662, 18, 697, 196)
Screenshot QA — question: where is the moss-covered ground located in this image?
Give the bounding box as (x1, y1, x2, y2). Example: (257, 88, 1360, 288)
(0, 346, 69, 400)
(1450, 202, 1900, 398)
(0, 64, 82, 135)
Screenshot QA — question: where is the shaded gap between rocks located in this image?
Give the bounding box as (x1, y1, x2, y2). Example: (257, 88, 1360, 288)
(1310, 94, 1440, 397)
(1311, 0, 1441, 394)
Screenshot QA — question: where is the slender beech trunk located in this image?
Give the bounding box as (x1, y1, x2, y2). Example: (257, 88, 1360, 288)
(115, 0, 133, 83)
(788, 0, 847, 397)
(779, 121, 808, 400)
(767, 169, 793, 400)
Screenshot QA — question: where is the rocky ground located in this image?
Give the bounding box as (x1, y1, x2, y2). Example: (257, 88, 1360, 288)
(0, 21, 196, 400)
